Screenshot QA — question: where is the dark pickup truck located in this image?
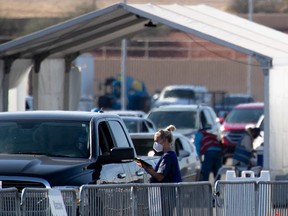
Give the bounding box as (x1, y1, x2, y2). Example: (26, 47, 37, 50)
(0, 111, 153, 190)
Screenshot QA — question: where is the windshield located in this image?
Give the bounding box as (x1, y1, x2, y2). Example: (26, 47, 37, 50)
(132, 138, 155, 156)
(0, 120, 90, 158)
(225, 108, 263, 124)
(123, 119, 147, 133)
(148, 111, 197, 130)
(163, 89, 195, 99)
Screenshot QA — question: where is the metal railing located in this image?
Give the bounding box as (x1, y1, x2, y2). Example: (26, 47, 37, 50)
(1, 174, 288, 216)
(0, 187, 21, 216)
(79, 182, 213, 216)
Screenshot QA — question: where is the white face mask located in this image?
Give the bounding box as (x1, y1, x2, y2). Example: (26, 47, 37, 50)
(153, 142, 163, 152)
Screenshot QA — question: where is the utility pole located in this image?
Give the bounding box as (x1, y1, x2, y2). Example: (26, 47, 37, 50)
(247, 0, 253, 95)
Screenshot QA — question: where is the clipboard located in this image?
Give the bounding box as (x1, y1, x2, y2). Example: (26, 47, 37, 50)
(134, 158, 153, 168)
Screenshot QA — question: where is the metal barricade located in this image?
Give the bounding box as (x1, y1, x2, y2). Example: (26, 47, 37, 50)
(214, 170, 271, 216)
(21, 188, 67, 216)
(79, 184, 134, 216)
(215, 180, 257, 216)
(79, 182, 213, 216)
(59, 188, 78, 216)
(258, 181, 288, 216)
(21, 188, 51, 216)
(0, 187, 21, 216)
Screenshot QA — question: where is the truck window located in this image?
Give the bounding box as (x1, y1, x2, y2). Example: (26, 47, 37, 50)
(108, 120, 131, 148)
(0, 121, 90, 158)
(98, 122, 114, 155)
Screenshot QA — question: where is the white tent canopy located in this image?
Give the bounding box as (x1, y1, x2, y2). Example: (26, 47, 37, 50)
(0, 3, 288, 179)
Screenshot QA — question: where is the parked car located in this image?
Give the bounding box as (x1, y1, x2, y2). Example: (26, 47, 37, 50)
(130, 132, 201, 181)
(147, 104, 221, 142)
(0, 111, 154, 191)
(151, 85, 210, 108)
(220, 102, 264, 161)
(214, 93, 255, 119)
(121, 116, 156, 133)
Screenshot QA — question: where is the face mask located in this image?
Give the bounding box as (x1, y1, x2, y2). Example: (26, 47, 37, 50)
(153, 142, 163, 152)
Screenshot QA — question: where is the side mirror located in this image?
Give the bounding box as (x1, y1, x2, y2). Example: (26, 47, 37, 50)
(98, 147, 135, 164)
(152, 93, 160, 102)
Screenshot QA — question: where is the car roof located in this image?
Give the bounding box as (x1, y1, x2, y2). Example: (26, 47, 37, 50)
(149, 104, 207, 112)
(163, 85, 207, 91)
(0, 110, 118, 121)
(234, 102, 264, 109)
(103, 110, 146, 117)
(130, 132, 186, 139)
(224, 93, 254, 98)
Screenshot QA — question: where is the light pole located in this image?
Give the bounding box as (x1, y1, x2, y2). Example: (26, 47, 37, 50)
(121, 0, 127, 110)
(247, 0, 253, 95)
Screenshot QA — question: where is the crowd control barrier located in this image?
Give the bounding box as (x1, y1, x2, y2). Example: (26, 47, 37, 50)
(2, 177, 288, 216)
(79, 182, 214, 216)
(21, 188, 68, 216)
(0, 187, 21, 216)
(214, 170, 288, 216)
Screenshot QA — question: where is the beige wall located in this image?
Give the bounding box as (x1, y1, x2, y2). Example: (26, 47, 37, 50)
(94, 58, 264, 104)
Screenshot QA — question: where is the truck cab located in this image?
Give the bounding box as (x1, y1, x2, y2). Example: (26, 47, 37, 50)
(0, 111, 149, 190)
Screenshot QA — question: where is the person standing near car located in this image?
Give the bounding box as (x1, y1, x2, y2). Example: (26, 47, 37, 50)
(135, 124, 182, 183)
(195, 129, 223, 181)
(233, 126, 261, 169)
(135, 125, 181, 216)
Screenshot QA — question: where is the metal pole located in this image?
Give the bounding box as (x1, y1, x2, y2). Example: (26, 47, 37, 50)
(247, 0, 253, 95)
(121, 39, 127, 110)
(120, 0, 128, 110)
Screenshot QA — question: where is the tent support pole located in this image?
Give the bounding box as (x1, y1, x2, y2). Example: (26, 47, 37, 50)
(255, 54, 272, 170)
(2, 56, 18, 111)
(64, 53, 80, 110)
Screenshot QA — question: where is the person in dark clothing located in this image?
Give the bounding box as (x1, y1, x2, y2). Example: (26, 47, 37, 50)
(195, 129, 223, 181)
(136, 124, 182, 183)
(135, 125, 181, 216)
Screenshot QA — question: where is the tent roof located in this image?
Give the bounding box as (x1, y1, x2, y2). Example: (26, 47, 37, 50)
(1, 3, 288, 66)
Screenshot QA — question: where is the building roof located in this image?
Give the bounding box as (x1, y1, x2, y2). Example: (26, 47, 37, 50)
(1, 3, 288, 67)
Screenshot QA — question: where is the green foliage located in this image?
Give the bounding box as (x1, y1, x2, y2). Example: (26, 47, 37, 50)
(0, 1, 98, 39)
(228, 0, 286, 13)
(22, 18, 66, 35)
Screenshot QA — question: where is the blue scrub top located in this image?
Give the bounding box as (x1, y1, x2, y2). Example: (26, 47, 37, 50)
(150, 151, 182, 183)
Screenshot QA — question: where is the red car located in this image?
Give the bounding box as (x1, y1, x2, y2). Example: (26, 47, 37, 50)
(220, 102, 264, 162)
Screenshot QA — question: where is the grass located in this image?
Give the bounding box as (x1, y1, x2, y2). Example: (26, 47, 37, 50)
(0, 0, 229, 18)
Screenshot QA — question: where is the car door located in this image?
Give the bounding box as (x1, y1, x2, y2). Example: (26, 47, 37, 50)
(174, 136, 200, 182)
(96, 120, 129, 184)
(108, 119, 145, 183)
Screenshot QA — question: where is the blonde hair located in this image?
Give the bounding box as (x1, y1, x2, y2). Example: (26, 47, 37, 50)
(156, 125, 176, 143)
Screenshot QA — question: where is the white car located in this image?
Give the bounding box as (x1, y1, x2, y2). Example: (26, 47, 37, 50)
(130, 132, 201, 182)
(147, 104, 221, 142)
(151, 85, 210, 108)
(121, 116, 156, 133)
